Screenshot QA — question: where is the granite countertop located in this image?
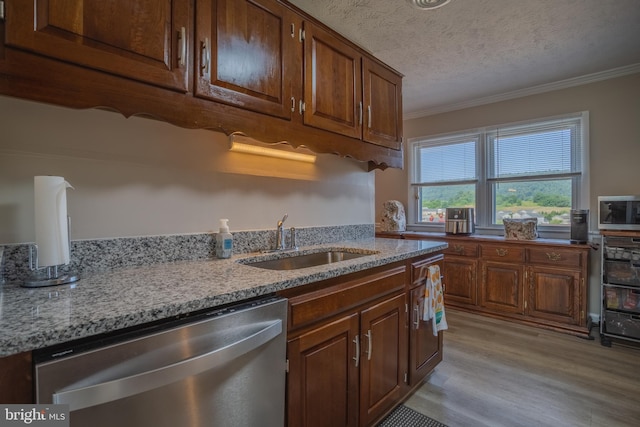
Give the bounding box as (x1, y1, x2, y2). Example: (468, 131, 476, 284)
(0, 238, 446, 357)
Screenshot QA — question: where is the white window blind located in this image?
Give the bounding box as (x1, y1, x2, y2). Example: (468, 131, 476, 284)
(412, 137, 478, 184)
(407, 112, 588, 234)
(487, 117, 582, 181)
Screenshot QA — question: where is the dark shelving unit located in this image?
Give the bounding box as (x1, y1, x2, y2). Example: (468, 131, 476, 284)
(600, 231, 640, 346)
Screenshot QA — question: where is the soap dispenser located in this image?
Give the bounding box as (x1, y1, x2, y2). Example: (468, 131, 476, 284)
(216, 219, 233, 259)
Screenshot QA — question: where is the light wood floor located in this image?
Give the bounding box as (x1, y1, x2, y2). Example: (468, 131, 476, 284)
(405, 309, 640, 427)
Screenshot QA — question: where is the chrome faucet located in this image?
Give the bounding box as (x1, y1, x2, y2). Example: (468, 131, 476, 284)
(276, 214, 288, 250)
(274, 214, 299, 251)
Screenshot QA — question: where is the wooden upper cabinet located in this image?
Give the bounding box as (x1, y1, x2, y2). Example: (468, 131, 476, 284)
(362, 57, 402, 149)
(5, 0, 191, 92)
(195, 0, 298, 120)
(302, 21, 363, 139)
(1, 0, 404, 168)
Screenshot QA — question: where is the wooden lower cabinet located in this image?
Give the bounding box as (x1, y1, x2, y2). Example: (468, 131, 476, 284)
(377, 231, 592, 338)
(286, 293, 406, 427)
(527, 265, 582, 325)
(408, 257, 444, 385)
(408, 285, 443, 386)
(287, 313, 360, 427)
(280, 254, 444, 427)
(480, 261, 526, 314)
(443, 257, 477, 306)
(0, 351, 33, 403)
(359, 293, 407, 426)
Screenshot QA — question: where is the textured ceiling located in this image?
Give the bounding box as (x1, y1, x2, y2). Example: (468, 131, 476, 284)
(288, 0, 640, 118)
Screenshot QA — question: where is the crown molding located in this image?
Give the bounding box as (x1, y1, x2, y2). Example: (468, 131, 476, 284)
(405, 63, 640, 120)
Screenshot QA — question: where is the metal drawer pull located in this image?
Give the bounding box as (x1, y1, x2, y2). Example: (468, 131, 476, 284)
(413, 305, 420, 329)
(353, 335, 360, 367)
(200, 38, 210, 75)
(546, 252, 562, 261)
(367, 105, 372, 128)
(496, 248, 508, 257)
(453, 245, 464, 254)
(177, 27, 186, 67)
(364, 330, 372, 361)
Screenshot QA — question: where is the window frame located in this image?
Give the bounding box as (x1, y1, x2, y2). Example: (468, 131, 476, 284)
(407, 112, 590, 238)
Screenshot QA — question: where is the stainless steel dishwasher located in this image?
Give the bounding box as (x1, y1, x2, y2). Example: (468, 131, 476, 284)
(34, 295, 287, 427)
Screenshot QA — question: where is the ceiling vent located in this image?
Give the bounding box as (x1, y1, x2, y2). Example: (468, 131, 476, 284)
(406, 0, 452, 10)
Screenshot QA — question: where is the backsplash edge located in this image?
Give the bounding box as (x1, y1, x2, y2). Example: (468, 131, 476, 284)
(1, 224, 375, 283)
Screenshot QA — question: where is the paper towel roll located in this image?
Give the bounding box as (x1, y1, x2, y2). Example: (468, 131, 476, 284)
(34, 176, 74, 267)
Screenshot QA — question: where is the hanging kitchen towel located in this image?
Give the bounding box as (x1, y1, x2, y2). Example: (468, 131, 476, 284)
(422, 265, 448, 336)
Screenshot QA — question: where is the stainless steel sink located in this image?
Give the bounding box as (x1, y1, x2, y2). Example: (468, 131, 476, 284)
(241, 250, 376, 270)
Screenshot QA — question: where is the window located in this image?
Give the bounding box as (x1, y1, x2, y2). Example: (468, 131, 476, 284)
(409, 112, 588, 235)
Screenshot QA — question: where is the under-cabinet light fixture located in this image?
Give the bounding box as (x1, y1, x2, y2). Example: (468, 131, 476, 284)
(228, 134, 316, 163)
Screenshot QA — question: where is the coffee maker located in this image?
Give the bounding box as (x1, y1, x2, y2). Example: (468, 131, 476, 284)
(570, 209, 589, 244)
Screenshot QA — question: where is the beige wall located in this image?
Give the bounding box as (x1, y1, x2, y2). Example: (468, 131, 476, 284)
(375, 72, 640, 318)
(376, 72, 640, 224)
(0, 96, 375, 244)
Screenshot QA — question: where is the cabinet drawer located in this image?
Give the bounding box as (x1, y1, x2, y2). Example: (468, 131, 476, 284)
(411, 254, 444, 287)
(605, 260, 640, 286)
(527, 248, 583, 268)
(480, 244, 524, 262)
(444, 242, 478, 258)
(604, 285, 640, 313)
(287, 266, 406, 331)
(604, 311, 640, 340)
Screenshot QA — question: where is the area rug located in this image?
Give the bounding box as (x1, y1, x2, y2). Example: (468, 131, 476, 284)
(377, 404, 448, 427)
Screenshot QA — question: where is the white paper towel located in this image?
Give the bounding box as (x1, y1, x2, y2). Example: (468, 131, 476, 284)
(34, 176, 74, 267)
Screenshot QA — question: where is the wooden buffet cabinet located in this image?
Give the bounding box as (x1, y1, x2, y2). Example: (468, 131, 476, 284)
(378, 232, 592, 339)
(277, 252, 444, 427)
(0, 0, 403, 169)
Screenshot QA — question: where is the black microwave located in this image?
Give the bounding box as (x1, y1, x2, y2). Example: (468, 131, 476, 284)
(598, 195, 640, 230)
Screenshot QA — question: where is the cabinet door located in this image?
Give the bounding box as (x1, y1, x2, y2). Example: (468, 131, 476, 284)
(362, 57, 402, 149)
(480, 261, 525, 314)
(359, 293, 406, 426)
(287, 313, 360, 427)
(409, 285, 443, 386)
(528, 266, 582, 325)
(0, 352, 33, 404)
(443, 257, 478, 306)
(5, 0, 190, 92)
(302, 21, 362, 139)
(195, 0, 297, 119)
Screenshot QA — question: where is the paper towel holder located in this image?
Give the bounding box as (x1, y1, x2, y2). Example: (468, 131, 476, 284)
(22, 217, 79, 288)
(22, 245, 79, 288)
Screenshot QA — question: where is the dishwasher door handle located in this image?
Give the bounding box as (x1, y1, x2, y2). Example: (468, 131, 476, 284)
(53, 319, 283, 411)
